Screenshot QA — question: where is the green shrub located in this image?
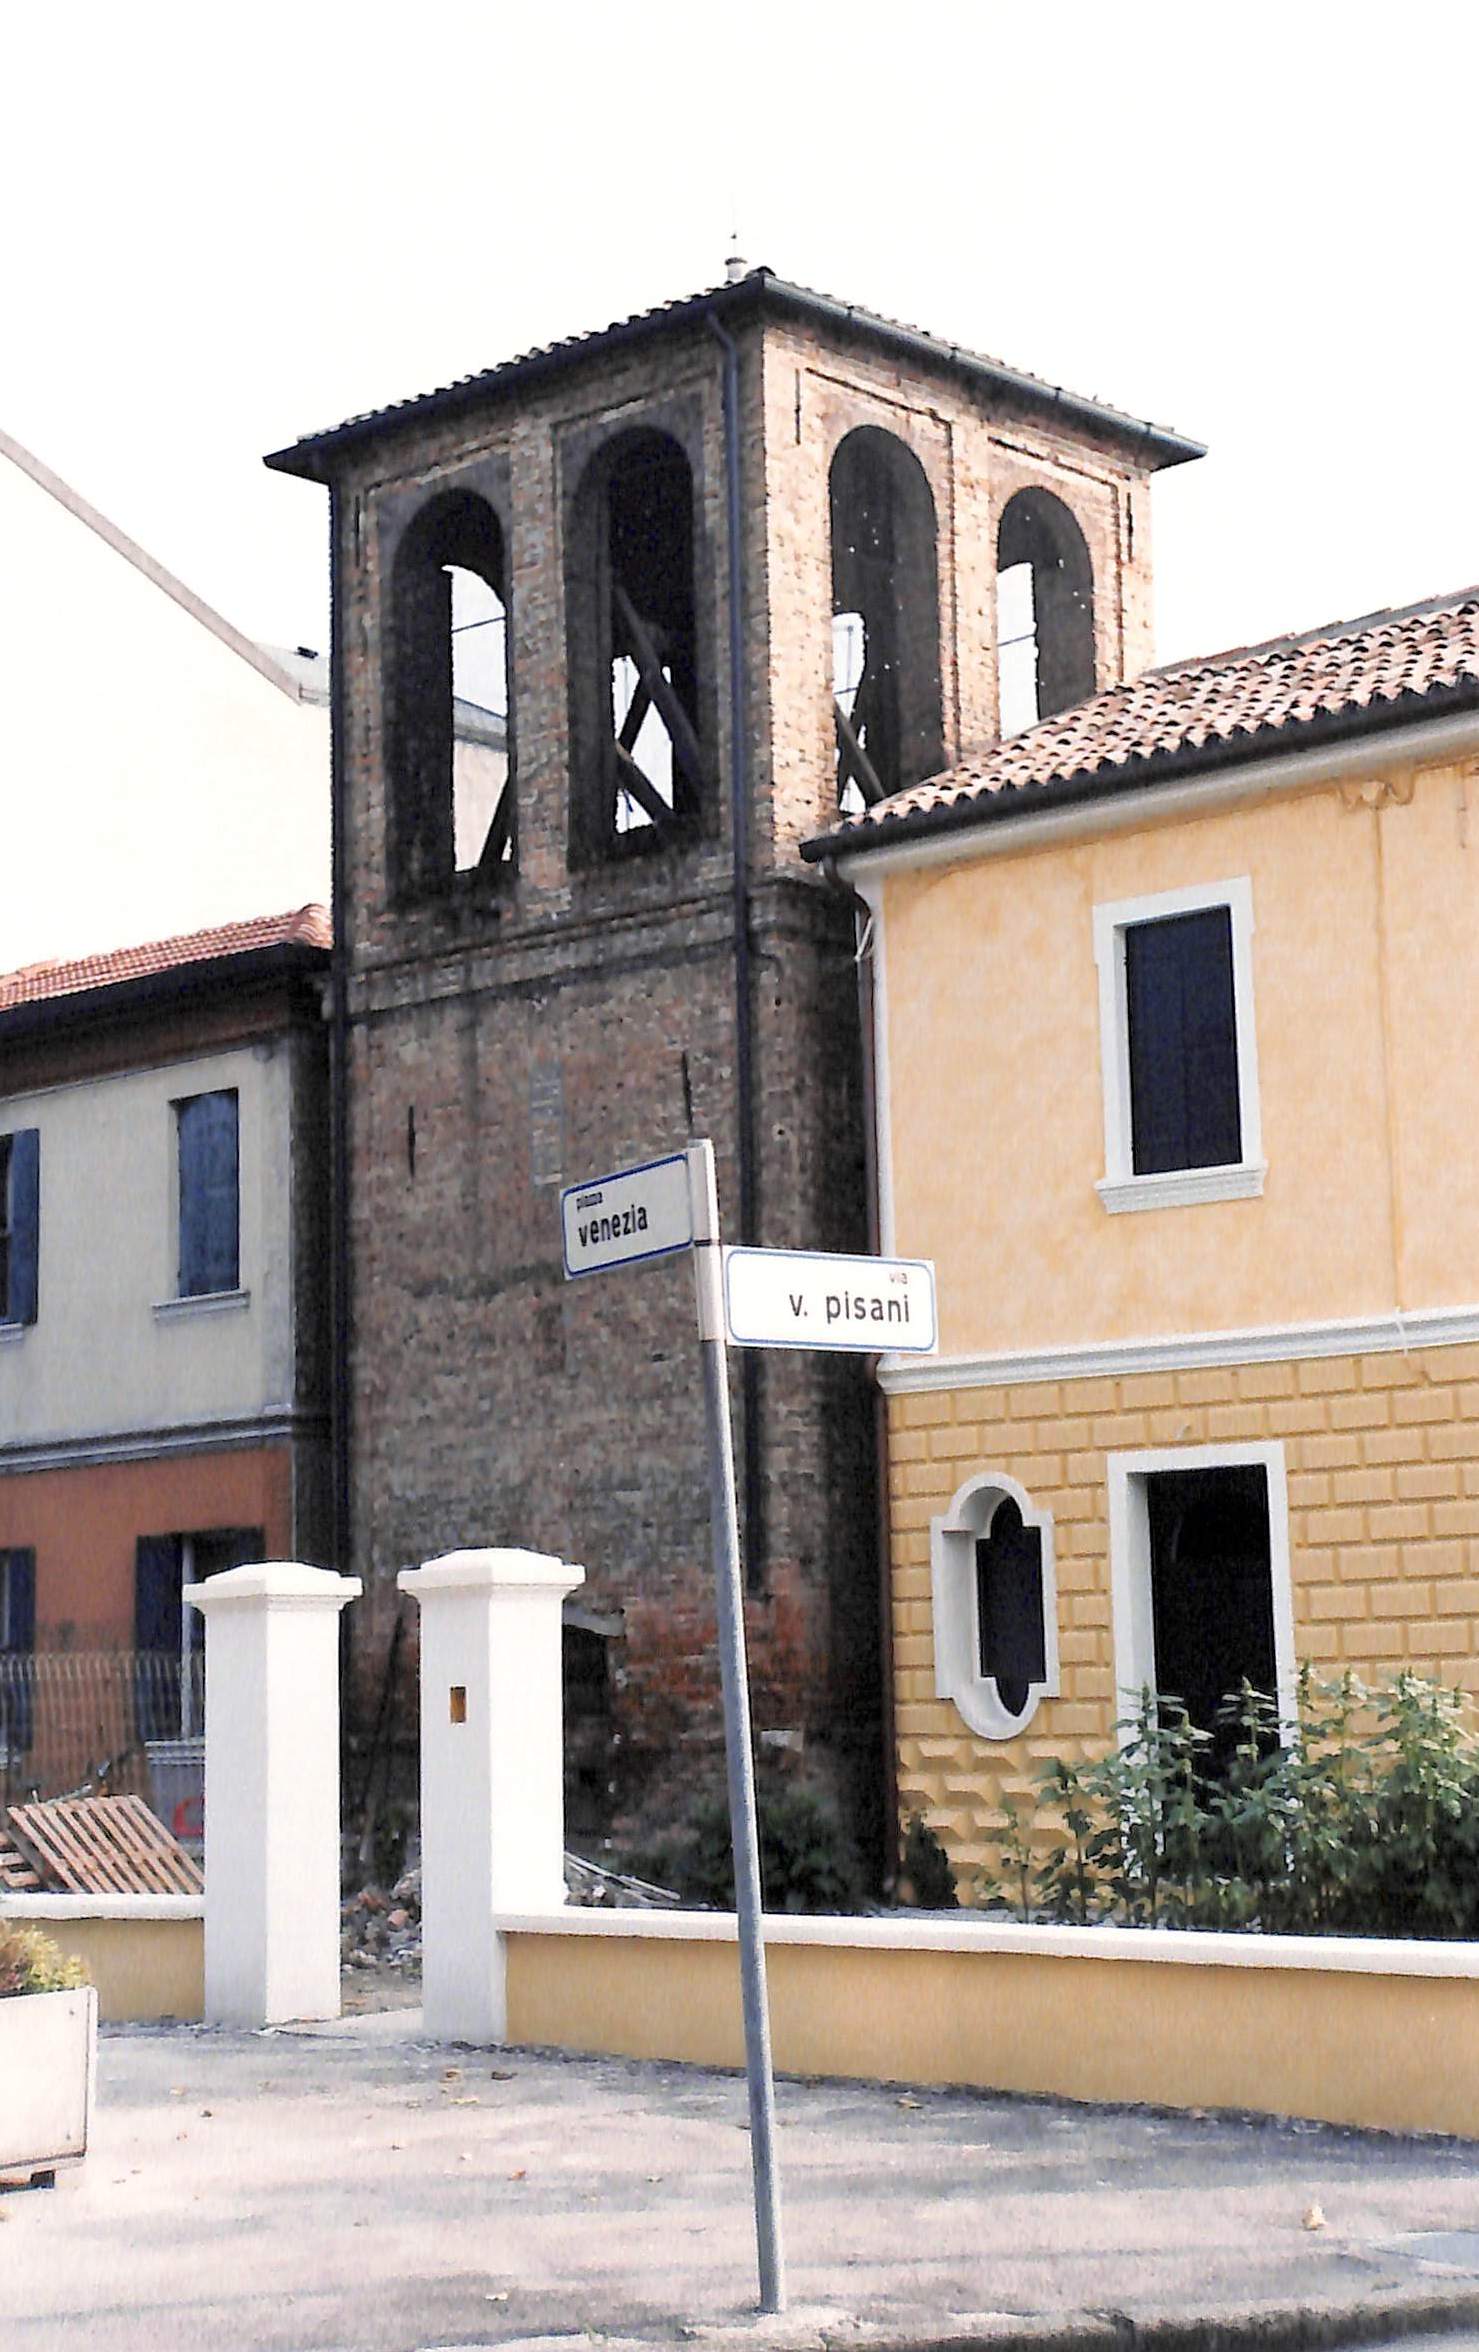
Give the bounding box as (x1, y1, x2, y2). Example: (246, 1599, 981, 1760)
(984, 1670, 1479, 1939)
(642, 1766, 862, 1913)
(901, 1812, 959, 1909)
(0, 1922, 88, 1998)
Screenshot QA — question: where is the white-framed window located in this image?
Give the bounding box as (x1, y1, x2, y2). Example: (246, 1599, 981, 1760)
(1107, 1440, 1296, 1757)
(1092, 876, 1265, 1213)
(931, 1470, 1059, 1739)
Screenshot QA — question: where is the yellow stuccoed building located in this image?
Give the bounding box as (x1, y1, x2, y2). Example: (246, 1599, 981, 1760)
(805, 591, 1479, 1884)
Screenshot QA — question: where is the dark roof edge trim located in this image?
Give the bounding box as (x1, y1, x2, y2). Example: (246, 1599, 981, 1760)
(265, 274, 1204, 484)
(0, 937, 331, 1048)
(800, 677, 1479, 865)
(759, 281, 1204, 470)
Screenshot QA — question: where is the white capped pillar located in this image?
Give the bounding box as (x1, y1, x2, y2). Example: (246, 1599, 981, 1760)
(397, 1547, 583, 2042)
(186, 1562, 361, 2027)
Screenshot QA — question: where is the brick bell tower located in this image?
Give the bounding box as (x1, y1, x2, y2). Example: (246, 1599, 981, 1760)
(268, 269, 1198, 1874)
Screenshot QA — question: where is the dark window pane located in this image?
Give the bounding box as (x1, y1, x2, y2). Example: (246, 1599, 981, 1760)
(1147, 1464, 1276, 1773)
(0, 1549, 36, 1753)
(190, 1528, 264, 1579)
(135, 1534, 184, 1742)
(975, 1498, 1046, 1719)
(1125, 907, 1241, 1175)
(178, 1091, 239, 1296)
(2, 1549, 35, 1653)
(3, 1128, 40, 1324)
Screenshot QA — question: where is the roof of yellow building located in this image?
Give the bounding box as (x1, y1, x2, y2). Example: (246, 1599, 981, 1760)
(804, 587, 1479, 862)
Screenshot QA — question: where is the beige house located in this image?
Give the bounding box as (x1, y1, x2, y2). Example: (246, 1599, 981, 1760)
(0, 911, 332, 1802)
(806, 590, 1479, 1879)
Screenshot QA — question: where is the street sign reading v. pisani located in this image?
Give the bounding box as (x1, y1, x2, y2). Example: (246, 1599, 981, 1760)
(555, 1141, 932, 2306)
(560, 1152, 693, 1278)
(723, 1246, 937, 1354)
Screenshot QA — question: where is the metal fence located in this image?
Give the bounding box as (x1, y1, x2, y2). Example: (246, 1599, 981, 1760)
(0, 1650, 204, 1811)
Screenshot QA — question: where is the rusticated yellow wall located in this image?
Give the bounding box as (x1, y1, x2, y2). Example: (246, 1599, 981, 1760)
(880, 759, 1479, 1356)
(504, 1918, 1479, 2139)
(873, 748, 1479, 1882)
(891, 1339, 1479, 1877)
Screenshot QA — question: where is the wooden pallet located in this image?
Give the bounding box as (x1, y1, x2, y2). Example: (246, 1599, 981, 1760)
(5, 1795, 203, 1896)
(0, 1833, 41, 1892)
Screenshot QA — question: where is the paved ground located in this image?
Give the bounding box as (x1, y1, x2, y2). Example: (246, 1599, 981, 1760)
(6, 2012, 1479, 2352)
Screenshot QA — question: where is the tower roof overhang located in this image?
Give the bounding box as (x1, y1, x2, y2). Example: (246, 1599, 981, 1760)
(264, 271, 1204, 485)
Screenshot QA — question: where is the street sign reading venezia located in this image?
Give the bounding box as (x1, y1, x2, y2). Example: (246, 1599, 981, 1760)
(559, 1151, 693, 1277)
(558, 1141, 935, 2312)
(723, 1246, 937, 1354)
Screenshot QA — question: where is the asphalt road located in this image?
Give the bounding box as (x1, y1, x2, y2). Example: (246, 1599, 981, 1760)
(5, 2015, 1479, 2352)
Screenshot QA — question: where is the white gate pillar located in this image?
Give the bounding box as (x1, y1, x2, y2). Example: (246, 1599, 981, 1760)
(397, 1547, 582, 2042)
(186, 1563, 361, 2027)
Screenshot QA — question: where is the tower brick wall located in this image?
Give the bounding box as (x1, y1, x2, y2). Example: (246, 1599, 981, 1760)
(275, 279, 1178, 1870)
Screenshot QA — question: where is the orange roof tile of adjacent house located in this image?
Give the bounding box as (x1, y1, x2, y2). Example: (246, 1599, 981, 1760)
(0, 906, 331, 1012)
(805, 588, 1479, 862)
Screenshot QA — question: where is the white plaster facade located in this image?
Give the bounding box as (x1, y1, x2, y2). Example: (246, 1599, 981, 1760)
(0, 1040, 297, 1454)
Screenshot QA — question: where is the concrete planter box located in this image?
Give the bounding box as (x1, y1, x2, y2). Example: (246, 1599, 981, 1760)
(0, 1986, 97, 2185)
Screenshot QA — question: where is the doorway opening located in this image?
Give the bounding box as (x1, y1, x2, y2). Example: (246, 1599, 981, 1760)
(1109, 1442, 1294, 1768)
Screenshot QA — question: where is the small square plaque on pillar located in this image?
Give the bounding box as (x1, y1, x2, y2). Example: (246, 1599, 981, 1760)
(398, 1547, 584, 2043)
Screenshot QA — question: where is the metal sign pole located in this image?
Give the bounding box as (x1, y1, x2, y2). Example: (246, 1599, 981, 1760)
(685, 1137, 785, 2316)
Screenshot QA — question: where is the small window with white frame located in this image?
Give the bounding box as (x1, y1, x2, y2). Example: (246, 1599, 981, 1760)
(1092, 876, 1264, 1213)
(931, 1471, 1059, 1739)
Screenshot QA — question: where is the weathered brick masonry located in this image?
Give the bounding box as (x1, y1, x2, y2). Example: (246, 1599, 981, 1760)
(267, 274, 1182, 1864)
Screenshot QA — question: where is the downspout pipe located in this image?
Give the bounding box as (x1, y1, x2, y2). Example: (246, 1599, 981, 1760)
(820, 856, 898, 1887)
(708, 310, 764, 1591)
(327, 487, 353, 1598)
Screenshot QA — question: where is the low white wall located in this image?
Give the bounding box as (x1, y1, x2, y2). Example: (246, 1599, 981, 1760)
(495, 1903, 1479, 1974)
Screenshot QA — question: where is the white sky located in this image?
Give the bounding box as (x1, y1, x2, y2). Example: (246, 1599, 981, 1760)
(5, 1, 1478, 676)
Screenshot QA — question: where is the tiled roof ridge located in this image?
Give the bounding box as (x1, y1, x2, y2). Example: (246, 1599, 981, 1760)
(0, 905, 331, 1011)
(812, 584, 1479, 857)
(1146, 584, 1479, 685)
(268, 268, 1199, 474)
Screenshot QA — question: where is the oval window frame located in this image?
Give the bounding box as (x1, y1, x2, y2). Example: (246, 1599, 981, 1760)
(929, 1469, 1060, 1740)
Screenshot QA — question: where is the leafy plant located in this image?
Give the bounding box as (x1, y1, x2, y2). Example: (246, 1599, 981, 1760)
(0, 1922, 88, 1998)
(981, 1670, 1479, 1940)
(1030, 1759, 1098, 1925)
(901, 1812, 958, 1909)
(645, 1766, 862, 1913)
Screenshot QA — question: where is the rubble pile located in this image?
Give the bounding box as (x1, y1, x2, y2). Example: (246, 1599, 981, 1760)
(340, 1865, 422, 1972)
(562, 1851, 683, 1909)
(340, 1850, 680, 1969)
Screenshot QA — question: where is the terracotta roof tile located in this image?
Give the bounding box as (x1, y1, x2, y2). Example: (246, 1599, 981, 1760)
(809, 589, 1479, 859)
(0, 906, 331, 1012)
